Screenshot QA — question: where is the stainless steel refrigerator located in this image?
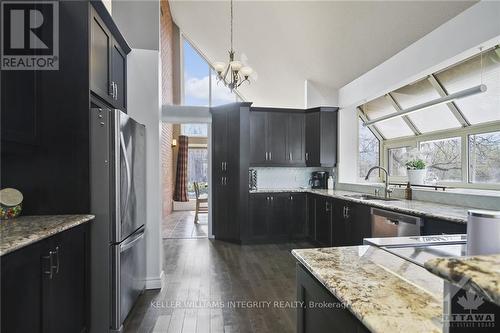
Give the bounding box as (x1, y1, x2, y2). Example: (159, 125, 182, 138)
(90, 108, 146, 332)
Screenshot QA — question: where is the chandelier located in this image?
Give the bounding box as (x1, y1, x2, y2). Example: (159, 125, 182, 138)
(213, 0, 253, 92)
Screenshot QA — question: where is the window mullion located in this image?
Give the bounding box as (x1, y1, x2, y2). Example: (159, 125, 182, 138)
(462, 133, 469, 184)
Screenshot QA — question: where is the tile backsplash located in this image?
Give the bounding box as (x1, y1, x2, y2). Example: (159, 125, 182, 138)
(252, 167, 334, 189)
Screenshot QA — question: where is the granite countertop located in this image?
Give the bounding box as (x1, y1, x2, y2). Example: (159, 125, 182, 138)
(0, 215, 94, 256)
(292, 246, 444, 333)
(251, 188, 470, 224)
(425, 254, 500, 307)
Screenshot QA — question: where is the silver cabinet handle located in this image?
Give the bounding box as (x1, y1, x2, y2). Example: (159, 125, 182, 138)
(221, 161, 224, 170)
(265, 152, 268, 161)
(114, 82, 118, 100)
(53, 246, 60, 274)
(271, 196, 274, 201)
(269, 152, 272, 160)
(43, 252, 54, 279)
(305, 152, 309, 161)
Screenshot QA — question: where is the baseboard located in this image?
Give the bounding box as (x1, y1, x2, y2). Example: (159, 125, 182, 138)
(145, 270, 164, 290)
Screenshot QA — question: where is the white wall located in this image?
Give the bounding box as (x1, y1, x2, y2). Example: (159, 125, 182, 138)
(304, 80, 338, 108)
(337, 1, 500, 185)
(127, 49, 163, 288)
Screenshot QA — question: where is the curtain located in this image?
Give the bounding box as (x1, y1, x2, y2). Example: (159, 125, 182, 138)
(174, 135, 189, 202)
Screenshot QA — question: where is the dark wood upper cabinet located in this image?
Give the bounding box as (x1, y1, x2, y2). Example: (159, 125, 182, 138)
(249, 107, 336, 167)
(249, 108, 306, 166)
(306, 107, 338, 167)
(267, 112, 288, 164)
(111, 41, 127, 110)
(90, 5, 128, 111)
(287, 113, 306, 165)
(249, 112, 267, 164)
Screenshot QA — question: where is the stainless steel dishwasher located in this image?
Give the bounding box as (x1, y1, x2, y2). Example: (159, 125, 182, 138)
(371, 208, 423, 238)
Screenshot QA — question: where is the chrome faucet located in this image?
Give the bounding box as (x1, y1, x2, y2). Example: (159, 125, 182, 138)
(365, 166, 392, 199)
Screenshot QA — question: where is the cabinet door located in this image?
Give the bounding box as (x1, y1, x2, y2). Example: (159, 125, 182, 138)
(249, 112, 267, 165)
(307, 195, 316, 239)
(305, 112, 320, 166)
(319, 111, 338, 167)
(289, 193, 307, 239)
(90, 8, 113, 104)
(332, 199, 350, 246)
(111, 40, 127, 110)
(348, 203, 371, 245)
(423, 218, 466, 235)
(315, 196, 332, 246)
(45, 225, 88, 333)
(1, 240, 44, 333)
(267, 112, 288, 164)
(249, 194, 269, 239)
(287, 113, 306, 165)
(269, 194, 289, 239)
(211, 111, 227, 238)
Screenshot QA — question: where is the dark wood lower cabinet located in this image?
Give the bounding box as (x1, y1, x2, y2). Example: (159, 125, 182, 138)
(247, 192, 307, 242)
(1, 223, 89, 333)
(297, 263, 369, 333)
(423, 218, 467, 235)
(315, 196, 333, 247)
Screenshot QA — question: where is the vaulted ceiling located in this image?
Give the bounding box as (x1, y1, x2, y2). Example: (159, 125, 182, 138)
(169, 0, 477, 108)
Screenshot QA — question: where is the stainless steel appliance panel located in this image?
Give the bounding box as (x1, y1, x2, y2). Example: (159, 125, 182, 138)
(111, 111, 146, 242)
(371, 208, 422, 238)
(111, 226, 146, 331)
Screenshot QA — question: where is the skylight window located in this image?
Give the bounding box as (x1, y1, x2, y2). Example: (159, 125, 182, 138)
(359, 45, 500, 140)
(435, 48, 500, 125)
(362, 96, 414, 139)
(391, 78, 461, 133)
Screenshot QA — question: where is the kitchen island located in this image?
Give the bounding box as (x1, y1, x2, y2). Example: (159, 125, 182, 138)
(292, 245, 444, 333)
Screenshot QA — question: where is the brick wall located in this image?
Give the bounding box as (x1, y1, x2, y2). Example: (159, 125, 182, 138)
(160, 0, 174, 217)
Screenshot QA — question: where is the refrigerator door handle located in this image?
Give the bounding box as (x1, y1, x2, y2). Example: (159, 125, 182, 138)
(120, 227, 145, 253)
(120, 132, 132, 223)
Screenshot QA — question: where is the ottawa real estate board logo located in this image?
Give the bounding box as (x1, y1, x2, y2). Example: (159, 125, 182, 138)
(1, 1, 59, 70)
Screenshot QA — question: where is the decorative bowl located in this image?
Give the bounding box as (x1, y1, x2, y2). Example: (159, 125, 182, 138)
(0, 188, 23, 220)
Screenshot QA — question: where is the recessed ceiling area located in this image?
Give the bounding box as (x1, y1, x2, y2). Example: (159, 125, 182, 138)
(169, 0, 477, 108)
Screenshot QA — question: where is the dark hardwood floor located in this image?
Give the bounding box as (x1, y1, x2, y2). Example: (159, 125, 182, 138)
(123, 238, 314, 332)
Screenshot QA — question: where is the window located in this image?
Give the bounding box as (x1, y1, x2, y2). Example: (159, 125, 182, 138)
(362, 96, 413, 139)
(435, 48, 500, 125)
(183, 39, 210, 106)
(358, 118, 380, 181)
(359, 45, 500, 141)
(182, 38, 240, 106)
(420, 137, 462, 182)
(388, 147, 409, 177)
(187, 148, 208, 199)
(181, 123, 208, 137)
(469, 131, 500, 184)
(391, 78, 460, 133)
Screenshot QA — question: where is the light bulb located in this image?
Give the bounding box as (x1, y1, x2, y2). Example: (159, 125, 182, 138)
(214, 62, 225, 73)
(229, 61, 242, 71)
(240, 66, 253, 77)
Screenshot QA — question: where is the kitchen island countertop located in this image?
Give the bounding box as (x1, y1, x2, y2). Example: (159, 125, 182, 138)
(292, 245, 444, 333)
(425, 254, 500, 307)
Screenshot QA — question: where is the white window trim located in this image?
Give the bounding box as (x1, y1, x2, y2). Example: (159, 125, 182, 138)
(381, 121, 500, 190)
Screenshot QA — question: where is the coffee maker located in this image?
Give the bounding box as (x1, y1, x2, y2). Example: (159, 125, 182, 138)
(310, 171, 329, 189)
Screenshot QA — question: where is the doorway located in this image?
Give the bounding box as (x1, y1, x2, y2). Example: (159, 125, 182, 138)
(162, 122, 212, 239)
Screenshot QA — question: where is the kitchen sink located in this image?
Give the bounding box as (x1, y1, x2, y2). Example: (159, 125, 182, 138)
(344, 194, 399, 201)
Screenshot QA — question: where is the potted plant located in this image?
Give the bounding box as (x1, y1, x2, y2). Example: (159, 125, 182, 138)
(405, 158, 427, 185)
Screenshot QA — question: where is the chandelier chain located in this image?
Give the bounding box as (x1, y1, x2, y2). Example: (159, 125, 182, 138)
(230, 0, 233, 52)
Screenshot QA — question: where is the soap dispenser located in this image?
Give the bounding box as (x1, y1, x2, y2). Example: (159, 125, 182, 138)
(327, 176, 334, 190)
